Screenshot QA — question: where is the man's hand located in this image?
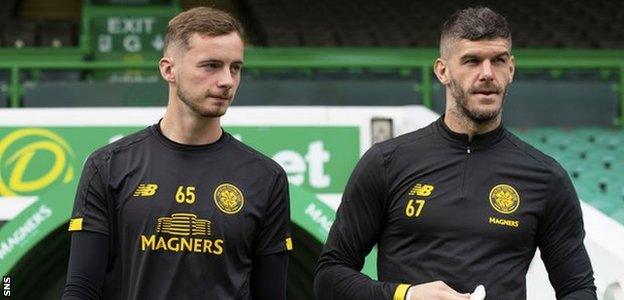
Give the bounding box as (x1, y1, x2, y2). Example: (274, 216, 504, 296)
(408, 281, 470, 300)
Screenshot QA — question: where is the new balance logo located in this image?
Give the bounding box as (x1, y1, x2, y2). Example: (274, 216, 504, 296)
(134, 184, 158, 197)
(409, 183, 434, 197)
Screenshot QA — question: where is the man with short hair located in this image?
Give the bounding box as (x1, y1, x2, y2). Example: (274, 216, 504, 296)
(314, 7, 596, 300)
(63, 7, 292, 299)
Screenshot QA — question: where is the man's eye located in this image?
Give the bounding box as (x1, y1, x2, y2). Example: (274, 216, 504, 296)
(231, 65, 242, 73)
(205, 63, 220, 69)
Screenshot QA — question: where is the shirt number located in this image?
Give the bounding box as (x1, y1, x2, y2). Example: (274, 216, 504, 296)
(405, 199, 425, 217)
(176, 186, 196, 204)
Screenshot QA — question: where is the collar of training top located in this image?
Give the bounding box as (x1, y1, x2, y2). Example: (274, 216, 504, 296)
(435, 115, 506, 150)
(151, 120, 231, 153)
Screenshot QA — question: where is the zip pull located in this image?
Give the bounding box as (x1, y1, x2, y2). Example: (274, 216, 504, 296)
(467, 145, 471, 154)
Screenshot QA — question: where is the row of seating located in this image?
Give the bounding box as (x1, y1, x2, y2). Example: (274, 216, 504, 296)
(513, 128, 624, 224)
(2, 0, 623, 49)
(0, 21, 78, 48)
(243, 0, 624, 48)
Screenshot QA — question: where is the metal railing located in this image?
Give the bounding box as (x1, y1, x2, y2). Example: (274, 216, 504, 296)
(1, 47, 623, 125)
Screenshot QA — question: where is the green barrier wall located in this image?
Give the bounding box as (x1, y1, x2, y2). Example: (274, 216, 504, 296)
(1, 48, 623, 125)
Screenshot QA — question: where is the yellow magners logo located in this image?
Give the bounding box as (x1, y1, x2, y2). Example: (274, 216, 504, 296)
(409, 183, 434, 197)
(133, 183, 158, 197)
(489, 184, 520, 214)
(0, 128, 75, 196)
(214, 183, 244, 214)
(156, 213, 210, 236)
(141, 213, 223, 255)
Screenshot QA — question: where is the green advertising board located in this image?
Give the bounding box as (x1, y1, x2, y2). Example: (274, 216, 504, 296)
(89, 9, 175, 59)
(0, 125, 377, 279)
(86, 6, 180, 81)
(93, 16, 168, 54)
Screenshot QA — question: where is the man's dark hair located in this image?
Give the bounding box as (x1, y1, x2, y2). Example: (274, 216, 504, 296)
(440, 7, 511, 57)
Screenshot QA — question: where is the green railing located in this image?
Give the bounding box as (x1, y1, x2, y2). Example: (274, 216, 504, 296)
(1, 48, 624, 125)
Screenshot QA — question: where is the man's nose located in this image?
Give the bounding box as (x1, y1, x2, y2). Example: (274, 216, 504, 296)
(480, 60, 494, 81)
(217, 68, 234, 88)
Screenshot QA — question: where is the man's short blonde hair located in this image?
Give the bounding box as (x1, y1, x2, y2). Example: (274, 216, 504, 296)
(164, 7, 244, 54)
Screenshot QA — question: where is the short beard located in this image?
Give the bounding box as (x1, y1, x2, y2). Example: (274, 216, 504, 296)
(449, 78, 506, 125)
(176, 85, 229, 118)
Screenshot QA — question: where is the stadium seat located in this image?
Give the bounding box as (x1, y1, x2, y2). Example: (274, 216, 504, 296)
(39, 21, 75, 47)
(3, 21, 37, 48)
(0, 0, 16, 24)
(337, 29, 376, 47)
(242, 0, 624, 48)
(514, 127, 624, 224)
(301, 27, 338, 47)
(264, 26, 301, 46)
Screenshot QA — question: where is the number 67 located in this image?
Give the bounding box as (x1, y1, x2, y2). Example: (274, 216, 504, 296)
(405, 199, 425, 217)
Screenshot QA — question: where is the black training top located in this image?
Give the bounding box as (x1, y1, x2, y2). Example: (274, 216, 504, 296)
(68, 124, 292, 299)
(315, 117, 595, 300)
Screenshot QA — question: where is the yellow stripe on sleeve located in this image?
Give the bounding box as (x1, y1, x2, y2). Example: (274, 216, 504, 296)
(393, 284, 411, 300)
(68, 218, 83, 231)
(285, 237, 293, 251)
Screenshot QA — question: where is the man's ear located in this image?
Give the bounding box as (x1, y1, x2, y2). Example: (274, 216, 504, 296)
(159, 56, 175, 83)
(508, 55, 515, 83)
(434, 58, 449, 85)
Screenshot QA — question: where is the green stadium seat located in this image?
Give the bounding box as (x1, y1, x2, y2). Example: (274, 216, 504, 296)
(573, 128, 603, 144)
(514, 127, 624, 224)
